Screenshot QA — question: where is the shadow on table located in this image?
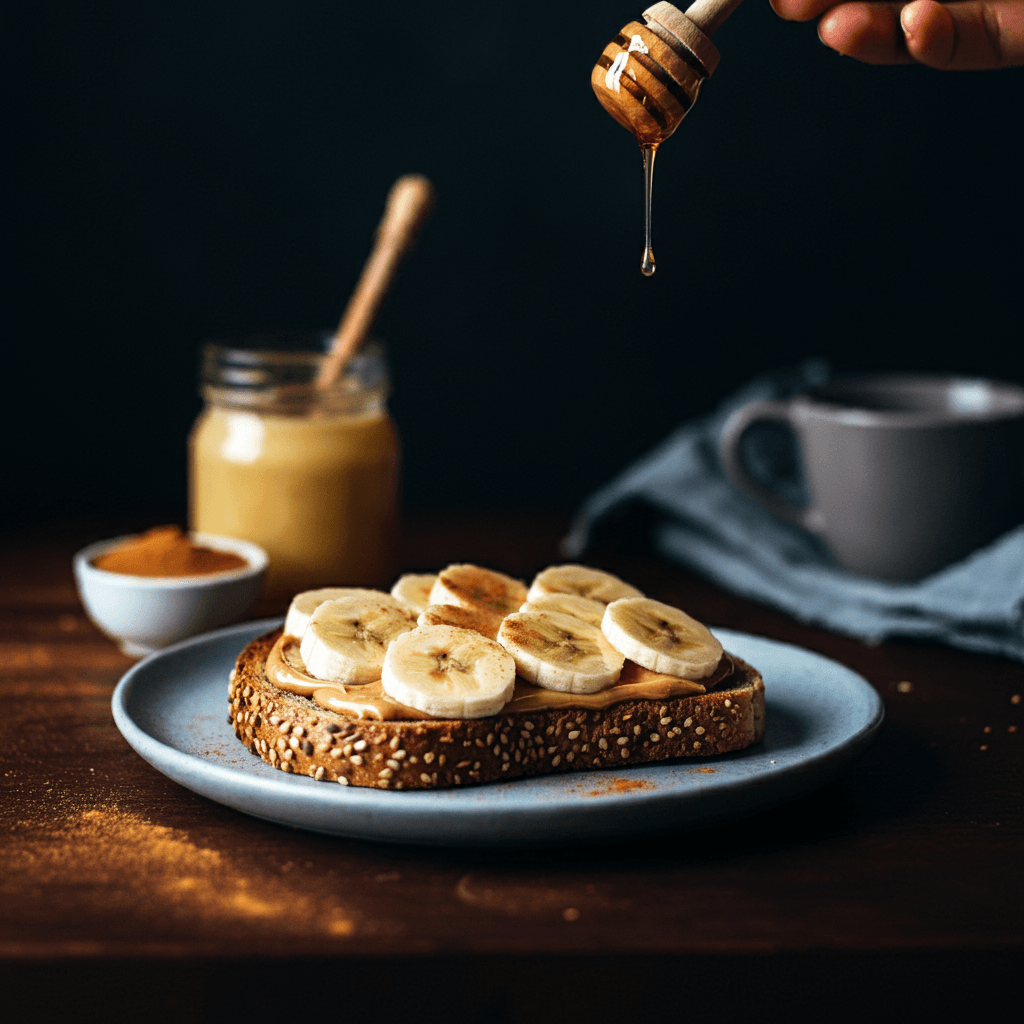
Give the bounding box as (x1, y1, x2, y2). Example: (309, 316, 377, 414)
(4, 946, 1015, 1024)
(655, 721, 942, 858)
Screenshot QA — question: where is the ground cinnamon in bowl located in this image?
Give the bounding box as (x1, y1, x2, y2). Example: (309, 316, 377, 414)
(93, 526, 248, 577)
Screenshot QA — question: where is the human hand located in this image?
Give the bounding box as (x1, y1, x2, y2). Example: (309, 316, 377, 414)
(770, 0, 1024, 68)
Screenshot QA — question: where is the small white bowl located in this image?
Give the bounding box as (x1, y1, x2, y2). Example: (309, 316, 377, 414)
(73, 532, 269, 658)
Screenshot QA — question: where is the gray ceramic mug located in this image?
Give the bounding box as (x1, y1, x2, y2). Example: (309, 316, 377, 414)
(719, 374, 1024, 581)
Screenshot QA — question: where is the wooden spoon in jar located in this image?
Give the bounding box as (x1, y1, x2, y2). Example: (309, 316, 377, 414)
(316, 174, 435, 389)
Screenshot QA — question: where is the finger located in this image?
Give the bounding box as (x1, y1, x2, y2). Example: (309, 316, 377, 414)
(901, 0, 1024, 68)
(817, 3, 916, 62)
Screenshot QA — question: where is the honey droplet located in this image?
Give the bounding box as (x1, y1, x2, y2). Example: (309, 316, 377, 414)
(640, 144, 658, 277)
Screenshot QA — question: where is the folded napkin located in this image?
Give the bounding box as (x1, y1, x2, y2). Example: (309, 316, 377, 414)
(563, 361, 1024, 663)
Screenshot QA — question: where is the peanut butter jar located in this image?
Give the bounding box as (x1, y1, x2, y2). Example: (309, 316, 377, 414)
(189, 333, 399, 601)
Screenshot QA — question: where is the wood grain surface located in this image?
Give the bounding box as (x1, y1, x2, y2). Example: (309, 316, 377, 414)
(1, 513, 1020, 1023)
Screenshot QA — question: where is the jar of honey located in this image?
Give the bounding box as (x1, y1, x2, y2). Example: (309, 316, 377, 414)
(189, 333, 399, 602)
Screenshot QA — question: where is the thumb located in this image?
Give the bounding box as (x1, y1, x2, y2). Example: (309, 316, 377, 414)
(900, 0, 1024, 68)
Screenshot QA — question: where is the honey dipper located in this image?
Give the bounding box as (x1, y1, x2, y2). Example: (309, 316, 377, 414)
(317, 174, 435, 388)
(592, 0, 744, 274)
(592, 0, 744, 144)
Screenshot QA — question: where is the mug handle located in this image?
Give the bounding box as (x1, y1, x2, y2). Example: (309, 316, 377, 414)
(719, 400, 817, 530)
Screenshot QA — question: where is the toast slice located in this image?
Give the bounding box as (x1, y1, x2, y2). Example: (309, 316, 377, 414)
(229, 629, 765, 790)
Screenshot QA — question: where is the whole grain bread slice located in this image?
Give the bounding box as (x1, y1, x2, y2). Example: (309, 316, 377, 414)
(229, 629, 765, 790)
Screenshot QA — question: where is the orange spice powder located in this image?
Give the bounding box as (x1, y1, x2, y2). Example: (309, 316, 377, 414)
(93, 526, 247, 577)
(5, 805, 357, 937)
(582, 777, 656, 797)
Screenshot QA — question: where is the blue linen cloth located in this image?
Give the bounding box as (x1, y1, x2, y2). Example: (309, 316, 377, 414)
(562, 361, 1024, 663)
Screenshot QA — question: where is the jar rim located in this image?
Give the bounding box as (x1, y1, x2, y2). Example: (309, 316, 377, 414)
(198, 333, 389, 414)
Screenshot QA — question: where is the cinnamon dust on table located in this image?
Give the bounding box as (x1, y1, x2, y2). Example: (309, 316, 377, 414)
(3, 805, 357, 937)
(93, 526, 246, 577)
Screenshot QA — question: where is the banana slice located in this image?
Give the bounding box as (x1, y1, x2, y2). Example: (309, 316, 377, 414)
(390, 573, 438, 615)
(284, 587, 398, 638)
(520, 592, 606, 628)
(601, 597, 722, 679)
(429, 564, 528, 616)
(497, 610, 624, 694)
(299, 596, 416, 684)
(526, 564, 644, 605)
(417, 603, 506, 641)
(381, 625, 516, 719)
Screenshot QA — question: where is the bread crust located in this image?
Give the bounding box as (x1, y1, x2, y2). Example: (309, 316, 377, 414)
(229, 629, 765, 790)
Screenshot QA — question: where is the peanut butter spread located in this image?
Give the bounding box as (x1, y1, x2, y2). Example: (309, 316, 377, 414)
(266, 633, 732, 722)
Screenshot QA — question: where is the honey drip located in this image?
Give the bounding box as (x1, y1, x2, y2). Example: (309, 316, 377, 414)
(641, 144, 658, 277)
(591, 5, 725, 277)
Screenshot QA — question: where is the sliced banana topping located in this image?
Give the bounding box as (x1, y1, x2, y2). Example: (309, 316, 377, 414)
(497, 610, 624, 694)
(381, 625, 516, 719)
(526, 564, 644, 605)
(284, 587, 398, 639)
(417, 603, 506, 641)
(299, 596, 416, 684)
(601, 597, 722, 680)
(520, 591, 606, 628)
(277, 566, 725, 721)
(429, 563, 528, 616)
(390, 573, 438, 615)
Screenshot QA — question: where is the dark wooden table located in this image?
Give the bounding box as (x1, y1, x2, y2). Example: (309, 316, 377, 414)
(2, 513, 1020, 1023)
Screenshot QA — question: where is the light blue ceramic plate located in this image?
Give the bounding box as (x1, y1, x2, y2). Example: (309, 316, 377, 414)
(111, 619, 884, 847)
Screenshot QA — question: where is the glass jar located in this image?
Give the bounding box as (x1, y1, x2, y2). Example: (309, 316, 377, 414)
(188, 333, 399, 602)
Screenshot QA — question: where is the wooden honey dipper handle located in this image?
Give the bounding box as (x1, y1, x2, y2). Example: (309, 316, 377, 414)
(683, 0, 746, 36)
(316, 174, 435, 389)
(641, 0, 746, 77)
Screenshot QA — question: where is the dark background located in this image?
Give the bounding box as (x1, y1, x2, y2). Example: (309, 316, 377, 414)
(5, 1, 1022, 533)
